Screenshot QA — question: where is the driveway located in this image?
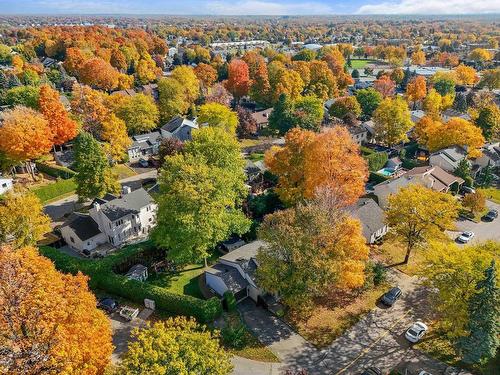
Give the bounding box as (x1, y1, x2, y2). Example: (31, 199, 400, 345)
(449, 200, 500, 245)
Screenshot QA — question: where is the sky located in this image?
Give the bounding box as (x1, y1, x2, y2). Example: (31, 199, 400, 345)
(3, 0, 500, 15)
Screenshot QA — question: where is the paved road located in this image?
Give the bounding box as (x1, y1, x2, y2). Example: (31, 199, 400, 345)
(233, 270, 458, 375)
(44, 170, 158, 222)
(448, 200, 500, 245)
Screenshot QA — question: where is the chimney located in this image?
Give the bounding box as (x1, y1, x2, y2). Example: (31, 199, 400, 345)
(122, 186, 132, 195)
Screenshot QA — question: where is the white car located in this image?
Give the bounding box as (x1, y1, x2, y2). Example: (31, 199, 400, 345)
(418, 371, 432, 375)
(457, 231, 475, 243)
(405, 321, 428, 343)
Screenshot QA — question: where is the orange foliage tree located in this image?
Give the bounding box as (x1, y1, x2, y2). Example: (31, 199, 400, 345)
(194, 63, 218, 92)
(373, 75, 396, 97)
(0, 245, 113, 374)
(39, 84, 78, 146)
(406, 76, 427, 109)
(79, 57, 119, 91)
(266, 127, 368, 207)
(225, 59, 250, 100)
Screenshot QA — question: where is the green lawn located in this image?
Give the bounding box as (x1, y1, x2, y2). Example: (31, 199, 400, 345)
(349, 59, 377, 69)
(479, 187, 500, 204)
(248, 152, 265, 162)
(31, 178, 77, 203)
(148, 264, 205, 298)
(111, 164, 137, 179)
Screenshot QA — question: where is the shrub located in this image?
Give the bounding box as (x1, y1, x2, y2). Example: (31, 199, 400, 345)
(36, 162, 76, 179)
(372, 262, 387, 286)
(369, 172, 389, 184)
(39, 244, 222, 322)
(223, 291, 237, 312)
(365, 152, 388, 172)
(221, 320, 248, 349)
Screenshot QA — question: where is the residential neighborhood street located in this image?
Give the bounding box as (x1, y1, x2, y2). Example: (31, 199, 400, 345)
(449, 200, 500, 245)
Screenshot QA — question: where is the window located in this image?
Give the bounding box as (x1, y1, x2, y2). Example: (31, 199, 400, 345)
(70, 236, 75, 243)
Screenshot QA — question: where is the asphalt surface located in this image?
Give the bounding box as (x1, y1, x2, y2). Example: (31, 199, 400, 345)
(449, 200, 500, 245)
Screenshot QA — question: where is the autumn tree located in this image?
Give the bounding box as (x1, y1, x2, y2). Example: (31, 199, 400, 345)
(454, 64, 479, 86)
(63, 47, 90, 77)
(236, 106, 258, 138)
(158, 138, 184, 167)
(205, 83, 233, 107)
(307, 60, 337, 100)
(110, 93, 159, 134)
(431, 71, 456, 97)
(268, 61, 304, 104)
(118, 317, 232, 375)
(419, 241, 498, 338)
(406, 76, 427, 109)
(355, 88, 382, 118)
(71, 84, 109, 135)
(257, 200, 368, 310)
(469, 48, 493, 62)
(38, 84, 78, 146)
(194, 62, 218, 92)
(329, 96, 361, 120)
(411, 50, 426, 66)
(79, 57, 119, 91)
(225, 59, 250, 101)
(249, 58, 271, 106)
(135, 56, 160, 84)
(0, 106, 53, 177)
(373, 96, 412, 146)
(0, 245, 113, 374)
(462, 191, 486, 216)
(478, 68, 500, 90)
(373, 75, 396, 98)
(153, 127, 250, 264)
(100, 113, 132, 162)
(0, 189, 50, 248)
(197, 102, 239, 134)
(266, 127, 368, 207)
(170, 65, 200, 105)
(158, 78, 188, 121)
(475, 104, 500, 141)
(73, 131, 119, 200)
(386, 185, 460, 264)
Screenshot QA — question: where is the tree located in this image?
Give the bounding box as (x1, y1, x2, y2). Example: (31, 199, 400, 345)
(153, 128, 250, 264)
(329, 96, 361, 120)
(38, 84, 78, 146)
(454, 64, 479, 86)
(194, 62, 218, 92)
(294, 95, 324, 132)
(79, 57, 119, 91)
(292, 49, 317, 61)
(0, 189, 50, 248)
(419, 241, 498, 338)
(458, 261, 499, 364)
(411, 50, 426, 65)
(475, 104, 500, 141)
(111, 93, 159, 134)
(386, 185, 460, 264)
(73, 132, 119, 200)
(355, 88, 382, 118)
(158, 137, 184, 167)
(478, 68, 500, 90)
(268, 61, 304, 104)
(432, 71, 456, 96)
(118, 317, 232, 375)
(307, 60, 337, 100)
(3, 85, 40, 109)
(423, 88, 449, 117)
(236, 106, 258, 138)
(225, 59, 250, 101)
(0, 44, 12, 64)
(70, 85, 109, 136)
(454, 158, 473, 187)
(205, 83, 233, 107)
(454, 93, 468, 113)
(257, 201, 368, 310)
(406, 76, 427, 109)
(462, 191, 486, 216)
(373, 96, 412, 146)
(0, 245, 113, 374)
(268, 93, 296, 135)
(0, 106, 53, 176)
(64, 47, 90, 77)
(390, 68, 404, 85)
(248, 58, 271, 106)
(135, 56, 160, 84)
(373, 75, 395, 97)
(100, 113, 132, 162)
(197, 103, 239, 134)
(266, 127, 368, 207)
(170, 65, 200, 105)
(158, 78, 188, 121)
(351, 69, 360, 79)
(469, 48, 493, 62)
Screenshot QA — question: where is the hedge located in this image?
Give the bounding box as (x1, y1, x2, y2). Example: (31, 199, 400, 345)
(40, 244, 222, 323)
(365, 151, 388, 172)
(36, 162, 76, 180)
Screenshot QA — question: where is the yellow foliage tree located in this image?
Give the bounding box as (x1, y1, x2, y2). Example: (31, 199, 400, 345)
(454, 64, 479, 86)
(100, 113, 132, 162)
(373, 96, 413, 146)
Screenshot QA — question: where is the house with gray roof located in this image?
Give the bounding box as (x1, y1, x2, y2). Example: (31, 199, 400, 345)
(60, 187, 157, 254)
(160, 116, 198, 142)
(429, 146, 467, 173)
(346, 198, 388, 244)
(127, 131, 162, 162)
(205, 241, 265, 303)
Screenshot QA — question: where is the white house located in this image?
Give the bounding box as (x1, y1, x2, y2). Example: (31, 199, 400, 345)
(0, 177, 13, 195)
(127, 131, 162, 162)
(61, 187, 157, 254)
(160, 116, 199, 142)
(429, 146, 467, 173)
(205, 241, 265, 303)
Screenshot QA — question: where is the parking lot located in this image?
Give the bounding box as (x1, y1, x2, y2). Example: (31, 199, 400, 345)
(449, 200, 500, 245)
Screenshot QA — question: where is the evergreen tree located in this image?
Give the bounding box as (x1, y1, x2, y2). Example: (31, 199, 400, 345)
(73, 132, 119, 201)
(458, 261, 499, 364)
(477, 162, 494, 188)
(268, 93, 296, 135)
(454, 93, 468, 113)
(454, 159, 473, 187)
(351, 69, 360, 79)
(7, 73, 20, 88)
(401, 67, 412, 90)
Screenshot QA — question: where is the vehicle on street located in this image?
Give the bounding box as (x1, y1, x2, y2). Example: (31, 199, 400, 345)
(381, 287, 402, 306)
(361, 367, 382, 375)
(98, 297, 118, 313)
(482, 209, 498, 222)
(456, 231, 475, 243)
(138, 158, 150, 168)
(405, 321, 428, 343)
(460, 186, 476, 195)
(418, 371, 432, 375)
(119, 306, 140, 321)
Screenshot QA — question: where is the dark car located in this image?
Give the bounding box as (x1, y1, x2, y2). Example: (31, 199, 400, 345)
(361, 367, 383, 375)
(460, 186, 476, 195)
(98, 298, 118, 313)
(482, 209, 498, 222)
(381, 287, 402, 306)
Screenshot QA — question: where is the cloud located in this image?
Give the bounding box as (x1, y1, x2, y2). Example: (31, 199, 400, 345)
(356, 0, 500, 14)
(206, 1, 335, 15)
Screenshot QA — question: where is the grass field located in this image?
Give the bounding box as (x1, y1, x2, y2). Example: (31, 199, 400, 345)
(349, 59, 378, 69)
(31, 178, 77, 203)
(148, 264, 206, 298)
(111, 164, 137, 179)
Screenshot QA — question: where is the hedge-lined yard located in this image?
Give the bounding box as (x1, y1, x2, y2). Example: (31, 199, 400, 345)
(40, 242, 222, 323)
(31, 178, 77, 203)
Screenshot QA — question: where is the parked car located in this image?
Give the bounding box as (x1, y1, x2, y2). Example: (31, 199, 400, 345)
(361, 367, 382, 375)
(418, 371, 432, 375)
(98, 297, 118, 313)
(138, 158, 150, 168)
(381, 287, 402, 306)
(460, 186, 476, 195)
(456, 231, 475, 243)
(405, 321, 428, 343)
(482, 209, 498, 222)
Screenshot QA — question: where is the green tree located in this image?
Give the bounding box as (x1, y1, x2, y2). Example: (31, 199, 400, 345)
(197, 103, 239, 134)
(351, 69, 360, 79)
(0, 44, 12, 64)
(294, 95, 324, 132)
(153, 128, 250, 264)
(432, 74, 456, 96)
(454, 93, 467, 113)
(292, 49, 317, 61)
(458, 261, 499, 364)
(475, 104, 500, 141)
(329, 96, 361, 120)
(355, 88, 382, 118)
(113, 93, 159, 134)
(454, 159, 473, 187)
(268, 93, 296, 135)
(73, 132, 119, 201)
(3, 86, 40, 109)
(373, 96, 413, 146)
(118, 317, 233, 375)
(158, 78, 188, 122)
